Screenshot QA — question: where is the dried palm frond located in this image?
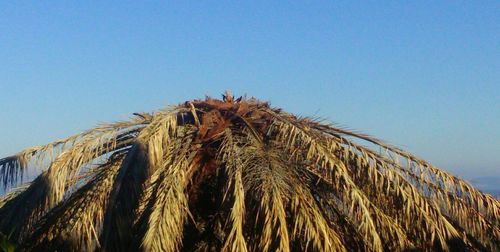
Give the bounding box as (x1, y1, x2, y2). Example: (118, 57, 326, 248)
(242, 141, 292, 252)
(140, 127, 199, 252)
(0, 119, 144, 242)
(99, 143, 150, 251)
(0, 93, 497, 251)
(219, 129, 248, 252)
(0, 184, 29, 209)
(0, 115, 151, 192)
(23, 154, 126, 251)
(269, 116, 412, 251)
(0, 156, 26, 189)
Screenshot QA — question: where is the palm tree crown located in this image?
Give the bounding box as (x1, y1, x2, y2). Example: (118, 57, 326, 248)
(0, 93, 499, 251)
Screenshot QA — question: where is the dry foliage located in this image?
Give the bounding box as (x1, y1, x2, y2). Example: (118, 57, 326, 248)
(0, 92, 498, 252)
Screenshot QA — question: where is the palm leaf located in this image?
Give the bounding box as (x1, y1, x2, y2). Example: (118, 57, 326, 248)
(0, 93, 497, 252)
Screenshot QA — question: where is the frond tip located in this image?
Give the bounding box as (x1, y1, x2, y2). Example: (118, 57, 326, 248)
(0, 93, 498, 252)
(0, 156, 27, 189)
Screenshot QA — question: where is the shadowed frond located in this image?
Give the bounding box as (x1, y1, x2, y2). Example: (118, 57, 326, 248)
(99, 142, 150, 251)
(23, 154, 126, 251)
(243, 140, 292, 252)
(0, 94, 497, 251)
(0, 184, 29, 209)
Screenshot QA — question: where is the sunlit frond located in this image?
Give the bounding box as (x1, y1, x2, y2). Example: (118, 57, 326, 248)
(220, 129, 248, 252)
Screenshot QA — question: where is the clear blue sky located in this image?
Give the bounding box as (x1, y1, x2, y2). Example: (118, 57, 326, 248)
(0, 1, 498, 178)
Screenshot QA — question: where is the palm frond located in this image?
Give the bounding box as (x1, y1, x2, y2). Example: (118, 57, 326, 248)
(140, 136, 198, 252)
(268, 114, 409, 250)
(0, 114, 151, 192)
(101, 109, 179, 251)
(0, 156, 26, 189)
(310, 121, 500, 220)
(0, 94, 497, 251)
(290, 185, 346, 252)
(0, 184, 29, 209)
(0, 115, 147, 242)
(139, 114, 199, 252)
(22, 154, 125, 251)
(100, 143, 151, 251)
(219, 129, 248, 252)
(306, 119, 500, 250)
(242, 137, 291, 252)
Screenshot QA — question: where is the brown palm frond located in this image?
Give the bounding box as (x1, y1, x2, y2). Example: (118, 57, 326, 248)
(267, 109, 498, 251)
(22, 154, 126, 251)
(0, 114, 151, 192)
(334, 136, 500, 249)
(219, 129, 248, 252)
(0, 94, 497, 252)
(243, 146, 291, 252)
(0, 184, 29, 209)
(305, 119, 500, 249)
(140, 127, 199, 252)
(0, 156, 26, 189)
(0, 124, 140, 242)
(0, 113, 149, 243)
(310, 121, 500, 220)
(268, 114, 412, 251)
(100, 109, 180, 251)
(99, 142, 151, 251)
(290, 184, 346, 252)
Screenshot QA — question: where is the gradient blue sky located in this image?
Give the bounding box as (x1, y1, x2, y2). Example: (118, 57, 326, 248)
(0, 1, 498, 178)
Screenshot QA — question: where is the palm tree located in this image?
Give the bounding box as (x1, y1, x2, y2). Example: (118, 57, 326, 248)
(0, 93, 498, 252)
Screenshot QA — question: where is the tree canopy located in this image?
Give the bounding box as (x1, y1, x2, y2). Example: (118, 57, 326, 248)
(0, 93, 498, 251)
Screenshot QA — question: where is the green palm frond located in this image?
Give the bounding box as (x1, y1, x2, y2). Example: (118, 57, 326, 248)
(0, 93, 498, 251)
